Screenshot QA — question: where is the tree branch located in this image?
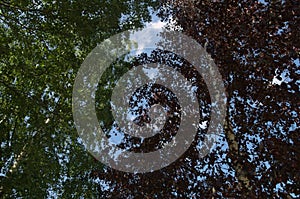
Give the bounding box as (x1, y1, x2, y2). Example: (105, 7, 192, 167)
(224, 117, 253, 194)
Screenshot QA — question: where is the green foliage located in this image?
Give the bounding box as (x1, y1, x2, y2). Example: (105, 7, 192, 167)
(0, 0, 157, 198)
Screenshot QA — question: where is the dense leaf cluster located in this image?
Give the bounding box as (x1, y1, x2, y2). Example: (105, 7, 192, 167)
(0, 0, 299, 198)
(0, 0, 157, 197)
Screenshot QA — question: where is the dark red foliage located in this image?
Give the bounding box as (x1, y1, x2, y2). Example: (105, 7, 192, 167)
(93, 1, 299, 198)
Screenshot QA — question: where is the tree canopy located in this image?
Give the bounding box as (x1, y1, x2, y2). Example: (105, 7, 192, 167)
(0, 0, 158, 197)
(1, 0, 299, 198)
